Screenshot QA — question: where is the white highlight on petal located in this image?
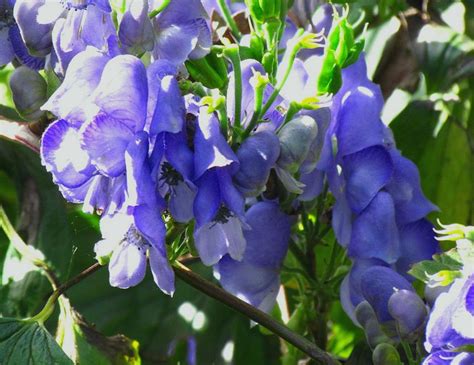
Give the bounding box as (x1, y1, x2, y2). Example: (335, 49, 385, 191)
(54, 127, 90, 172)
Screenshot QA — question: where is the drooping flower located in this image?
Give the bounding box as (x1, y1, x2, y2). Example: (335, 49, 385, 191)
(215, 201, 291, 312)
(192, 107, 247, 266)
(151, 0, 211, 66)
(14, 0, 114, 73)
(94, 131, 174, 295)
(0, 0, 45, 69)
(119, 0, 154, 56)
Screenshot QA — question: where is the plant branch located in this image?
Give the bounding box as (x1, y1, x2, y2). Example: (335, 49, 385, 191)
(0, 117, 40, 153)
(173, 262, 339, 364)
(56, 262, 103, 296)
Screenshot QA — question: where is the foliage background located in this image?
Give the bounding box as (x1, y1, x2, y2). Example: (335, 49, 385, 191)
(0, 0, 473, 364)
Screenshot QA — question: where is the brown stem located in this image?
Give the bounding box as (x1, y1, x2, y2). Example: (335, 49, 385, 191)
(173, 262, 339, 365)
(55, 262, 103, 296)
(0, 117, 41, 153)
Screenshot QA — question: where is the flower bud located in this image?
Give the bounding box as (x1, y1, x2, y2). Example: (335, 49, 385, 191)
(277, 115, 318, 173)
(355, 301, 392, 349)
(234, 131, 280, 196)
(388, 289, 428, 337)
(372, 343, 402, 365)
(9, 66, 47, 120)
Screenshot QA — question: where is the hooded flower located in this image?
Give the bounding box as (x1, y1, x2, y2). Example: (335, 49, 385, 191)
(0, 0, 45, 69)
(119, 0, 154, 56)
(41, 52, 151, 215)
(14, 0, 114, 73)
(148, 60, 197, 223)
(94, 132, 174, 295)
(192, 108, 247, 266)
(215, 201, 291, 313)
(151, 0, 211, 66)
(424, 273, 474, 361)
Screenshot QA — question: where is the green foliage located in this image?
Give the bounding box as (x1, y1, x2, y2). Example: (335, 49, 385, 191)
(0, 317, 73, 365)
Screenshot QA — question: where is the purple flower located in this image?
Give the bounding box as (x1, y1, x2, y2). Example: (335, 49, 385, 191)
(119, 0, 154, 56)
(215, 201, 291, 312)
(192, 108, 247, 266)
(0, 0, 45, 69)
(148, 62, 196, 222)
(151, 0, 211, 65)
(94, 132, 174, 295)
(424, 273, 474, 358)
(14, 0, 114, 73)
(233, 131, 280, 197)
(41, 52, 150, 215)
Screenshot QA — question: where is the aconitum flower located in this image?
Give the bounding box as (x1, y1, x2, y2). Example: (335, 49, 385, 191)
(423, 273, 474, 364)
(14, 0, 114, 73)
(148, 61, 196, 223)
(94, 132, 174, 295)
(215, 201, 291, 313)
(151, 0, 211, 66)
(119, 0, 154, 56)
(0, 0, 45, 69)
(41, 52, 149, 215)
(192, 108, 247, 266)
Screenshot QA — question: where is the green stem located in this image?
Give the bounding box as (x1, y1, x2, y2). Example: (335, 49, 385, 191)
(27, 291, 60, 324)
(174, 262, 339, 364)
(242, 77, 266, 139)
(148, 0, 171, 18)
(0, 205, 60, 288)
(216, 0, 242, 41)
(223, 45, 243, 141)
(260, 29, 304, 117)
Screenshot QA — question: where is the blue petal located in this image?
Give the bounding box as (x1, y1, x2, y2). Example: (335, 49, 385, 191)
(395, 219, 439, 279)
(194, 216, 246, 265)
(165, 132, 194, 180)
(193, 169, 221, 226)
(41, 119, 95, 188)
(42, 47, 109, 123)
(92, 55, 148, 131)
(119, 0, 154, 55)
(150, 75, 185, 135)
(194, 108, 238, 179)
(239, 201, 291, 268)
(0, 28, 14, 66)
(8, 25, 45, 70)
(109, 240, 147, 289)
(360, 266, 414, 323)
(149, 245, 175, 296)
(81, 114, 134, 177)
(388, 289, 427, 335)
(169, 181, 196, 223)
(299, 168, 325, 202)
(348, 191, 400, 263)
(386, 150, 438, 224)
(14, 0, 54, 57)
(342, 145, 393, 213)
(217, 168, 245, 218)
(332, 194, 352, 247)
(234, 131, 280, 196)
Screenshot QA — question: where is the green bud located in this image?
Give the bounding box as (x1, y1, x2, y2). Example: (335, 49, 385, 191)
(277, 115, 318, 173)
(372, 343, 402, 365)
(249, 34, 265, 60)
(9, 66, 47, 121)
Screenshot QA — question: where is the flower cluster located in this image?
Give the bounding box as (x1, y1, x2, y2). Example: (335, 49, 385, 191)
(4, 0, 447, 351)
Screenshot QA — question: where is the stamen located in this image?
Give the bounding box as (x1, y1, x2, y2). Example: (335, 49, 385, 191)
(159, 162, 184, 187)
(60, 0, 91, 11)
(211, 205, 233, 227)
(125, 225, 150, 256)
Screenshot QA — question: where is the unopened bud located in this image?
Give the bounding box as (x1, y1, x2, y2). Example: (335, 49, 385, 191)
(9, 66, 47, 120)
(372, 343, 402, 365)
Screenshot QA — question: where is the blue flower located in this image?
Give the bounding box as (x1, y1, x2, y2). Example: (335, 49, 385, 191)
(424, 273, 474, 362)
(94, 132, 174, 295)
(151, 0, 211, 65)
(0, 0, 45, 69)
(192, 108, 247, 265)
(215, 201, 291, 312)
(119, 0, 154, 56)
(14, 0, 114, 73)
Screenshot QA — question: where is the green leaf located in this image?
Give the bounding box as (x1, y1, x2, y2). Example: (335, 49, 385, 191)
(408, 251, 463, 284)
(0, 317, 73, 365)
